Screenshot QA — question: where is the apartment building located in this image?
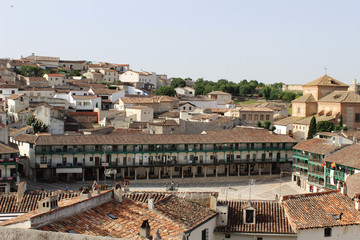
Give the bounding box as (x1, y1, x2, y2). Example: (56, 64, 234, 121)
(13, 127, 296, 182)
(0, 143, 19, 193)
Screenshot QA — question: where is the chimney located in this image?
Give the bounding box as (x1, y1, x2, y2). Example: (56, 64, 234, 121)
(216, 204, 229, 226)
(148, 198, 154, 210)
(139, 220, 151, 239)
(153, 229, 161, 240)
(16, 182, 26, 204)
(79, 187, 91, 201)
(114, 182, 123, 202)
(339, 212, 343, 220)
(38, 195, 58, 213)
(355, 196, 360, 211)
(341, 183, 347, 196)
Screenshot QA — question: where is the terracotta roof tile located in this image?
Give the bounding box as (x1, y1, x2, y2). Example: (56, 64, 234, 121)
(303, 75, 349, 87)
(216, 200, 295, 234)
(293, 138, 342, 155)
(323, 144, 360, 169)
(282, 191, 360, 229)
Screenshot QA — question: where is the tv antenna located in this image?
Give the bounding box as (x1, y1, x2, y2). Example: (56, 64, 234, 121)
(248, 179, 256, 200)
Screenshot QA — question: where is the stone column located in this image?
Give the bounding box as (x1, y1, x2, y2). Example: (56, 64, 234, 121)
(82, 169, 85, 182)
(170, 167, 173, 179)
(215, 166, 218, 177)
(204, 166, 207, 178)
(227, 165, 229, 177)
(134, 168, 137, 180)
(259, 164, 261, 175)
(237, 165, 240, 176)
(96, 168, 100, 182)
(248, 165, 251, 176)
(270, 164, 272, 175)
(159, 167, 161, 179)
(181, 167, 184, 178)
(192, 166, 195, 178)
(146, 168, 149, 180)
(67, 173, 70, 182)
(121, 168, 125, 179)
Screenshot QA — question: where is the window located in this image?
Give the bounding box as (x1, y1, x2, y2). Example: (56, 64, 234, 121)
(201, 229, 208, 240)
(266, 115, 270, 120)
(324, 228, 332, 237)
(356, 114, 360, 123)
(260, 115, 264, 120)
(254, 115, 258, 120)
(248, 114, 252, 120)
(245, 209, 254, 223)
(257, 238, 263, 240)
(225, 233, 231, 238)
(0, 90, 2, 93)
(242, 114, 246, 120)
(11, 90, 15, 94)
(297, 108, 300, 114)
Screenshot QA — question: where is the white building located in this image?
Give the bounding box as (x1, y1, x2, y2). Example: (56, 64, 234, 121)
(175, 87, 195, 97)
(125, 106, 154, 122)
(70, 95, 101, 111)
(120, 70, 157, 89)
(0, 85, 18, 102)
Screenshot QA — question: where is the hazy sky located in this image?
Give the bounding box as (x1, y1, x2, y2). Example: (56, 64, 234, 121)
(1, 0, 360, 84)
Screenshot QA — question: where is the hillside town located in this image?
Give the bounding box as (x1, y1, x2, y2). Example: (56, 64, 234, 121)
(1, 54, 360, 239)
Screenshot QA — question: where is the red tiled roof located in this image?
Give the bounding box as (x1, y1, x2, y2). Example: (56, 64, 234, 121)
(0, 191, 79, 213)
(282, 191, 360, 229)
(46, 74, 64, 77)
(293, 138, 342, 155)
(15, 127, 296, 146)
(38, 199, 186, 239)
(323, 144, 360, 169)
(0, 143, 19, 154)
(216, 200, 295, 234)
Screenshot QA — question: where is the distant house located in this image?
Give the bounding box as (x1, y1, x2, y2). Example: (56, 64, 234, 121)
(125, 106, 154, 122)
(34, 105, 65, 134)
(225, 106, 274, 126)
(24, 77, 49, 88)
(83, 71, 104, 82)
(120, 70, 157, 89)
(115, 96, 178, 114)
(43, 73, 65, 87)
(59, 60, 87, 71)
(175, 87, 195, 97)
(207, 91, 232, 108)
(179, 102, 197, 112)
(0, 85, 18, 102)
(70, 95, 101, 111)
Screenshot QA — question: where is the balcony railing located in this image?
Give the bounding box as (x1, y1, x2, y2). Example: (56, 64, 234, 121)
(35, 157, 293, 168)
(0, 157, 19, 164)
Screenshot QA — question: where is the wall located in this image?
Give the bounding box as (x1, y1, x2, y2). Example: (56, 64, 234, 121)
(214, 232, 296, 240)
(180, 118, 241, 134)
(341, 103, 360, 130)
(31, 191, 113, 227)
(0, 227, 118, 240)
(297, 225, 360, 240)
(186, 216, 216, 240)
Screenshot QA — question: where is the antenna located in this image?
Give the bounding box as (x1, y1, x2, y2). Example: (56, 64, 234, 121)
(248, 179, 256, 200)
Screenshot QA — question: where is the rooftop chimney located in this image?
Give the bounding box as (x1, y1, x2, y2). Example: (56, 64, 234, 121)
(79, 187, 91, 201)
(38, 195, 58, 213)
(355, 196, 360, 211)
(153, 229, 161, 240)
(16, 182, 26, 204)
(139, 220, 151, 239)
(341, 183, 347, 196)
(114, 182, 123, 202)
(148, 198, 154, 210)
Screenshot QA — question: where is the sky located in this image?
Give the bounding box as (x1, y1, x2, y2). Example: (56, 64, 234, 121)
(1, 0, 360, 84)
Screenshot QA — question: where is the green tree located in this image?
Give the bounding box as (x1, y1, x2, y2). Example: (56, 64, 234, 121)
(307, 116, 317, 139)
(257, 121, 262, 127)
(26, 116, 48, 133)
(155, 86, 176, 96)
(264, 121, 271, 130)
(316, 121, 335, 132)
(282, 91, 297, 103)
(170, 78, 186, 88)
(15, 66, 46, 77)
(339, 114, 343, 128)
(261, 86, 272, 100)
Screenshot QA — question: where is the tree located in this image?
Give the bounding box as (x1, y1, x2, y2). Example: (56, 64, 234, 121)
(15, 66, 46, 77)
(170, 78, 186, 88)
(26, 116, 48, 133)
(282, 91, 297, 103)
(155, 86, 176, 96)
(307, 116, 317, 139)
(264, 121, 271, 130)
(261, 86, 271, 100)
(339, 114, 343, 128)
(257, 121, 262, 127)
(316, 121, 334, 132)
